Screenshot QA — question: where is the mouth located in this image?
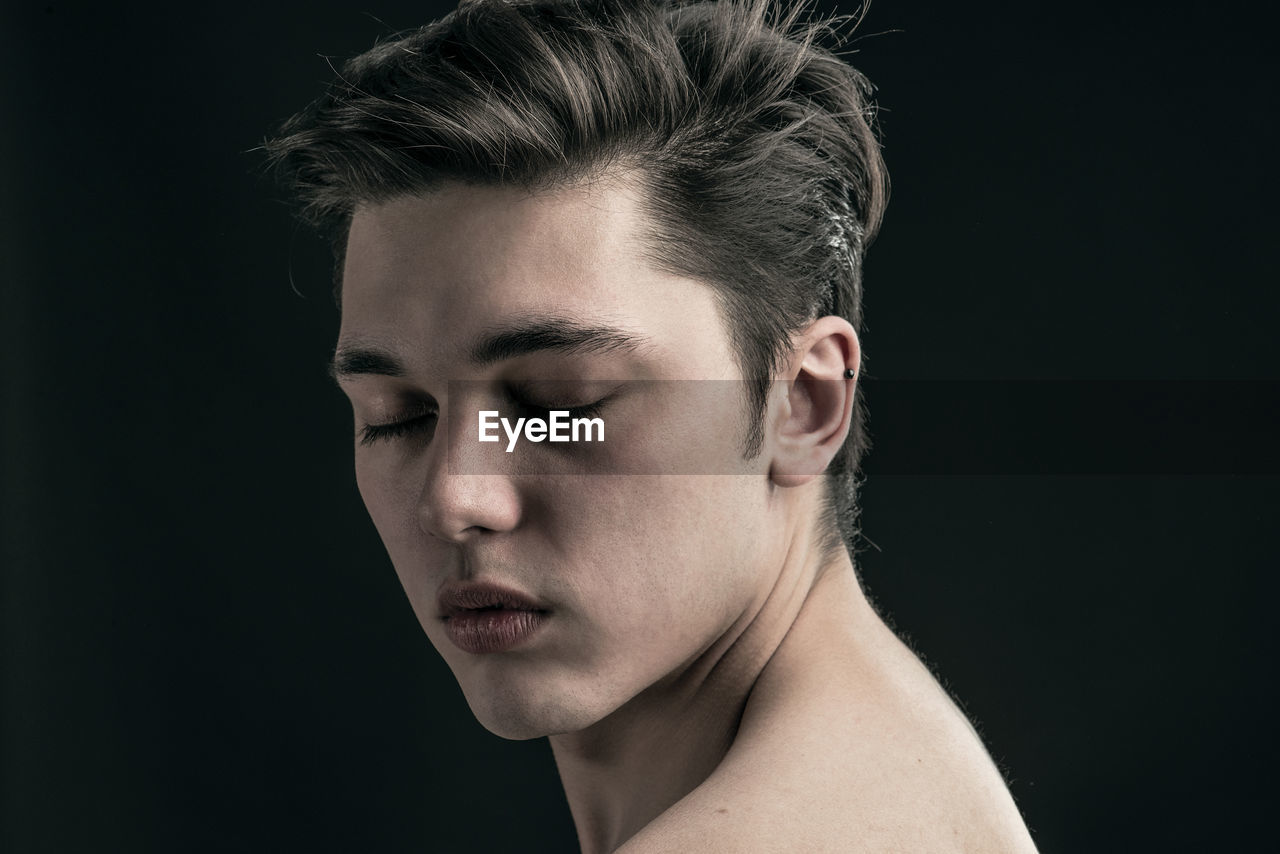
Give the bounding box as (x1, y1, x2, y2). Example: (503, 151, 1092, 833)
(437, 581, 550, 655)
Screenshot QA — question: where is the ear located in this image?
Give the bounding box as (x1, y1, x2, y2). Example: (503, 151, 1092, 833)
(768, 316, 861, 488)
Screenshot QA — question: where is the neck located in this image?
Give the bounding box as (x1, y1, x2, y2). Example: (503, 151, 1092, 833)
(548, 505, 860, 854)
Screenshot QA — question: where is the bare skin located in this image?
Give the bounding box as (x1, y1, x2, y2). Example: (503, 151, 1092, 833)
(551, 451, 1037, 853)
(583, 519, 1038, 854)
(334, 176, 1038, 853)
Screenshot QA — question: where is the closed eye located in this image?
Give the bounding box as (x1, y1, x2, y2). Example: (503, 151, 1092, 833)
(358, 409, 438, 447)
(506, 388, 611, 422)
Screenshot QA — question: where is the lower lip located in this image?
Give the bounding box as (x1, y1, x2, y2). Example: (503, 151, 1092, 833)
(443, 609, 547, 654)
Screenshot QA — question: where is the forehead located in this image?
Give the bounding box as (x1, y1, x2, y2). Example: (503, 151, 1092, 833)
(338, 179, 738, 377)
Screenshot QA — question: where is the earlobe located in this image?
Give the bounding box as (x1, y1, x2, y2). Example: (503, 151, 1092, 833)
(767, 318, 860, 489)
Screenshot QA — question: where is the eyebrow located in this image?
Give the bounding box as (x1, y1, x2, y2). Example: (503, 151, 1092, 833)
(468, 316, 651, 366)
(329, 345, 406, 381)
(328, 316, 650, 382)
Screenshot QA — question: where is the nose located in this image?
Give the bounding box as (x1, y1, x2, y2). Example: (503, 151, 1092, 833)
(416, 415, 522, 543)
(417, 467, 522, 542)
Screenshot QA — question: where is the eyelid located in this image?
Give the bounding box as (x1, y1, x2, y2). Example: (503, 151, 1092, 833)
(357, 403, 439, 447)
(504, 381, 617, 416)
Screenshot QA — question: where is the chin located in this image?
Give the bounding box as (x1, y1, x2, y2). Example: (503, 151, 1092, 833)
(458, 674, 620, 741)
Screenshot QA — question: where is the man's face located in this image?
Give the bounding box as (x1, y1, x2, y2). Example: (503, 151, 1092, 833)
(335, 178, 790, 739)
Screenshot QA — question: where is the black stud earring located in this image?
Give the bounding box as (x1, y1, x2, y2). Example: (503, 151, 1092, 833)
(843, 368, 856, 379)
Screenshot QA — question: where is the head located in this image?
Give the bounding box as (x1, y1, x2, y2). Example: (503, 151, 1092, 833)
(265, 0, 887, 737)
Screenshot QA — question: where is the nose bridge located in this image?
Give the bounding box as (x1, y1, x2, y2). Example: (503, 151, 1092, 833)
(416, 387, 520, 542)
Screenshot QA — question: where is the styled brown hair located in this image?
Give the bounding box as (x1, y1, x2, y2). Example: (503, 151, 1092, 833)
(265, 0, 888, 556)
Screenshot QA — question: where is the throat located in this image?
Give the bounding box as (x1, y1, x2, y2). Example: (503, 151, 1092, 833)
(547, 599, 789, 853)
(549, 692, 741, 854)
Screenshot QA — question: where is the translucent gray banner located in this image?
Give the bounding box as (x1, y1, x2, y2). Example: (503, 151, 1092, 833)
(437, 380, 1280, 475)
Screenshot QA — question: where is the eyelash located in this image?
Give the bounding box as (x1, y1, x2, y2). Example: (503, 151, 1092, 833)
(358, 409, 438, 447)
(508, 393, 609, 423)
(356, 391, 611, 447)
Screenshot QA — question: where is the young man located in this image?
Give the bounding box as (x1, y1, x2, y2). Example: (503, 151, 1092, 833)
(267, 0, 1039, 850)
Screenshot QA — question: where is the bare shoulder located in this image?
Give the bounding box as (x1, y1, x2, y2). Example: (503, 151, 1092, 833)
(618, 584, 1039, 853)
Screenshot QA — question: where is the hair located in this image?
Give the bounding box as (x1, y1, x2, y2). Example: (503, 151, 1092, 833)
(264, 0, 888, 559)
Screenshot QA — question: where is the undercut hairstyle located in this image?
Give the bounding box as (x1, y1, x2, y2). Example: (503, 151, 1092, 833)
(264, 0, 889, 558)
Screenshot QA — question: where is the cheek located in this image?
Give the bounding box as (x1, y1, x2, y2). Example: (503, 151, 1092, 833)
(593, 383, 756, 477)
(354, 453, 426, 562)
(354, 454, 397, 532)
(354, 454, 455, 632)
(536, 474, 769, 645)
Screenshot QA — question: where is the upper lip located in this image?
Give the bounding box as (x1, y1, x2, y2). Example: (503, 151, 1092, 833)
(436, 580, 548, 619)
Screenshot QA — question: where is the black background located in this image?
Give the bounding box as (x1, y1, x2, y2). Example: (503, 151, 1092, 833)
(3, 1, 1276, 851)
